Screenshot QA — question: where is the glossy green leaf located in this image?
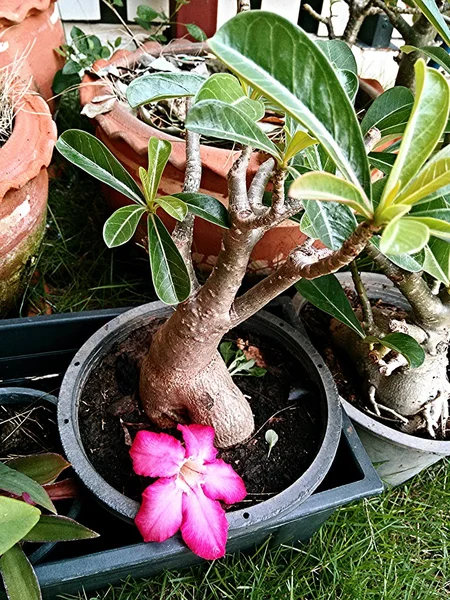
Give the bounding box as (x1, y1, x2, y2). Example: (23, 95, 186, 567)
(423, 237, 450, 285)
(23, 515, 99, 542)
(0, 497, 40, 555)
(147, 214, 191, 305)
(368, 152, 397, 175)
(379, 218, 430, 255)
(0, 462, 55, 514)
(155, 195, 188, 221)
(402, 45, 450, 76)
(145, 138, 172, 204)
(301, 200, 357, 250)
(284, 130, 318, 163)
(103, 205, 146, 248)
(337, 69, 359, 103)
(186, 23, 207, 41)
(0, 544, 41, 600)
(209, 11, 370, 194)
(186, 100, 281, 159)
(56, 130, 144, 205)
(296, 274, 365, 338)
(315, 39, 357, 73)
(379, 61, 450, 211)
(171, 192, 230, 228)
(195, 74, 264, 121)
(360, 87, 413, 137)
(409, 0, 450, 46)
(126, 72, 206, 108)
(365, 332, 425, 368)
(370, 237, 425, 273)
(407, 216, 450, 241)
(289, 172, 373, 218)
(7, 454, 70, 486)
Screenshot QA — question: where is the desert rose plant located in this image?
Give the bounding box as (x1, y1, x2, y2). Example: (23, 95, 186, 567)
(56, 9, 450, 501)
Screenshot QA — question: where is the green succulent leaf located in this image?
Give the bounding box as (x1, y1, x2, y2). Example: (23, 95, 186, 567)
(423, 237, 450, 285)
(126, 72, 206, 108)
(23, 515, 99, 543)
(0, 544, 42, 600)
(365, 332, 426, 368)
(103, 205, 146, 248)
(171, 192, 230, 228)
(0, 462, 55, 514)
(0, 497, 41, 555)
(195, 73, 265, 121)
(295, 274, 365, 338)
(209, 11, 370, 194)
(370, 237, 425, 272)
(147, 214, 191, 305)
(145, 138, 172, 204)
(289, 172, 373, 218)
(7, 454, 70, 486)
(402, 45, 450, 76)
(379, 217, 430, 255)
(186, 100, 281, 159)
(361, 86, 413, 138)
(368, 152, 397, 175)
(407, 216, 450, 241)
(155, 195, 188, 221)
(56, 130, 144, 206)
(284, 130, 318, 164)
(301, 200, 357, 250)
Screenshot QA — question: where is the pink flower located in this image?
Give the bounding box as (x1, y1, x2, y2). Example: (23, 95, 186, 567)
(130, 424, 247, 560)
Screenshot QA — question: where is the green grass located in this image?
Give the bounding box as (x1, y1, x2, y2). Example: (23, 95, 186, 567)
(20, 92, 450, 600)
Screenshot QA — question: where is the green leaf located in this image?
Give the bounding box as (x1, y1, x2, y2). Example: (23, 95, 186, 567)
(103, 205, 146, 248)
(409, 0, 450, 47)
(155, 195, 188, 221)
(284, 130, 318, 163)
(126, 73, 206, 108)
(0, 462, 55, 514)
(0, 544, 42, 600)
(209, 11, 370, 194)
(378, 61, 450, 211)
(185, 100, 281, 160)
(407, 216, 450, 241)
(0, 497, 41, 555)
(265, 429, 279, 457)
(365, 332, 425, 368)
(52, 70, 81, 95)
(379, 218, 430, 255)
(337, 69, 359, 103)
(219, 341, 236, 365)
(315, 39, 357, 73)
(402, 45, 450, 76)
(361, 86, 413, 138)
(368, 152, 397, 175)
(171, 192, 230, 228)
(136, 5, 159, 22)
(145, 138, 172, 204)
(295, 274, 365, 338)
(7, 454, 70, 486)
(186, 23, 208, 41)
(289, 172, 373, 218)
(23, 515, 99, 542)
(423, 237, 450, 285)
(56, 130, 145, 205)
(195, 74, 265, 121)
(370, 237, 425, 273)
(301, 200, 357, 250)
(147, 214, 191, 305)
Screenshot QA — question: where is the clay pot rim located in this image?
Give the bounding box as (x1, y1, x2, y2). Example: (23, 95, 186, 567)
(0, 0, 56, 24)
(0, 92, 57, 199)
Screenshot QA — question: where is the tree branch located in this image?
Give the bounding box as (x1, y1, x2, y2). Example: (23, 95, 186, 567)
(350, 260, 375, 334)
(231, 221, 377, 327)
(303, 3, 336, 38)
(248, 157, 274, 212)
(371, 0, 415, 42)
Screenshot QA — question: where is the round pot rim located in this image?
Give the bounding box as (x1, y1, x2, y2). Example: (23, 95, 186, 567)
(58, 301, 342, 528)
(0, 0, 56, 23)
(0, 92, 56, 198)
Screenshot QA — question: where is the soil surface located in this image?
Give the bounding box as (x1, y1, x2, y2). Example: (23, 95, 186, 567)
(79, 319, 323, 511)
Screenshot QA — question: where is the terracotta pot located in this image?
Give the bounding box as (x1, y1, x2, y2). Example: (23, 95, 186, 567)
(0, 92, 57, 314)
(79, 42, 307, 275)
(0, 0, 65, 110)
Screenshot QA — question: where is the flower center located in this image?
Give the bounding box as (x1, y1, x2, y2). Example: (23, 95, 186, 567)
(179, 458, 205, 489)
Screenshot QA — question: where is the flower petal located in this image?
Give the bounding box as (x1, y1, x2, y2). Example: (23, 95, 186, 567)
(178, 424, 217, 463)
(180, 486, 228, 560)
(130, 430, 185, 478)
(135, 478, 183, 542)
(203, 459, 247, 504)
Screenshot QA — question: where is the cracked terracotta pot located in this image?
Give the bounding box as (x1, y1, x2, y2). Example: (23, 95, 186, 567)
(0, 0, 65, 111)
(0, 92, 57, 314)
(79, 41, 307, 275)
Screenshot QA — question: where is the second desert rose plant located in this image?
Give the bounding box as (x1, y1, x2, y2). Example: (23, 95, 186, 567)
(56, 10, 450, 547)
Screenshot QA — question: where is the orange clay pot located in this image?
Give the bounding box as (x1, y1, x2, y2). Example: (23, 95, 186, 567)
(0, 0, 65, 111)
(0, 92, 57, 314)
(79, 41, 307, 276)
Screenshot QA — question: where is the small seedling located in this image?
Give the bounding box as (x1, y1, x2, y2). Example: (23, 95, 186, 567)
(219, 341, 267, 378)
(265, 429, 279, 457)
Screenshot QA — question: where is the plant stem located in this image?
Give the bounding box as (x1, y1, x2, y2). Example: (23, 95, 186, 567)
(350, 260, 375, 334)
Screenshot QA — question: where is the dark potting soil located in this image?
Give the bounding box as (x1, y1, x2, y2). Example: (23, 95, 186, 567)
(79, 320, 323, 511)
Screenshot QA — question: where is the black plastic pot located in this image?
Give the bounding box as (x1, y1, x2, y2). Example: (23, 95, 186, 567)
(0, 304, 383, 599)
(0, 387, 81, 565)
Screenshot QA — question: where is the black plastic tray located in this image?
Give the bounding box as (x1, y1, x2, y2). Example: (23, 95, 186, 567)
(0, 306, 383, 599)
